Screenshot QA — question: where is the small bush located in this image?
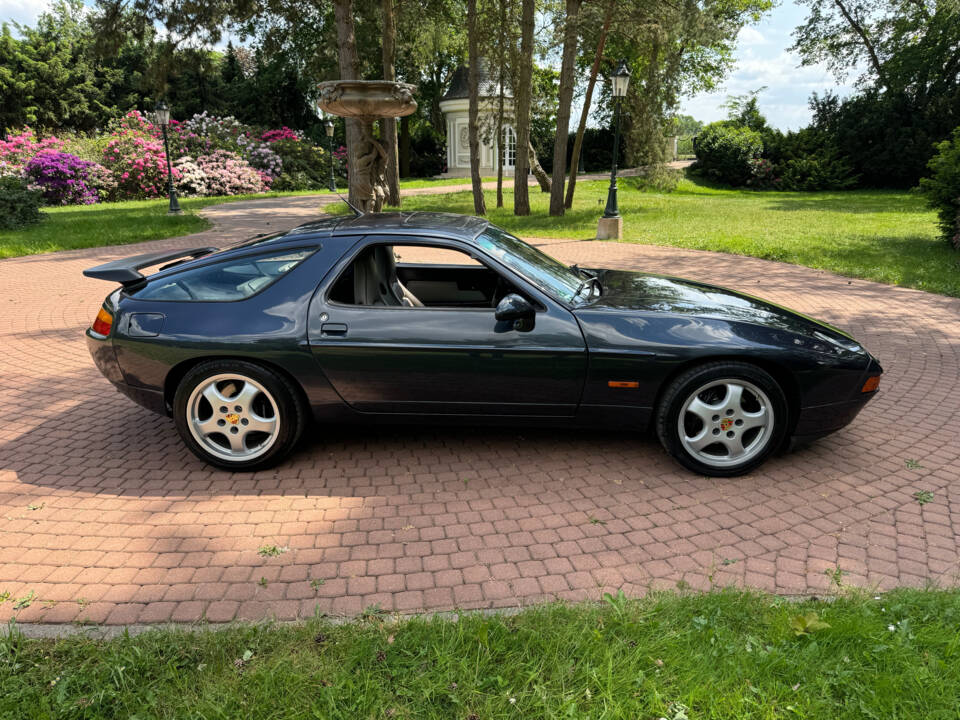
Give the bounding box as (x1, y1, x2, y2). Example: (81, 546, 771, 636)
(693, 123, 764, 186)
(629, 165, 681, 193)
(919, 127, 960, 249)
(0, 175, 43, 229)
(23, 152, 100, 205)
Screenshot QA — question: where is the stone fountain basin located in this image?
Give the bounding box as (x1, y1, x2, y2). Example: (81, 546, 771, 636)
(317, 80, 418, 121)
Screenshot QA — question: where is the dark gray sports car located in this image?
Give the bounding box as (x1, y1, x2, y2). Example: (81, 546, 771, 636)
(84, 212, 882, 476)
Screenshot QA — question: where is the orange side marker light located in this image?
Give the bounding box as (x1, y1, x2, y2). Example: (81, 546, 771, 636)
(608, 381, 639, 389)
(861, 376, 880, 393)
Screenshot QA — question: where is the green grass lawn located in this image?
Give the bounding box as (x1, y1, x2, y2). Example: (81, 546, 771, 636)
(380, 176, 959, 297)
(0, 195, 270, 258)
(3, 589, 959, 719)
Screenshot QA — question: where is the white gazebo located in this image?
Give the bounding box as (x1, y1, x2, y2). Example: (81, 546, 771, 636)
(439, 64, 516, 178)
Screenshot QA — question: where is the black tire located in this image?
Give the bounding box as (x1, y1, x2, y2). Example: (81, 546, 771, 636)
(655, 361, 788, 477)
(173, 359, 307, 471)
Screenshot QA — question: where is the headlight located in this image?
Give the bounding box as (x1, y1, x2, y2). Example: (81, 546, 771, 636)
(812, 330, 863, 355)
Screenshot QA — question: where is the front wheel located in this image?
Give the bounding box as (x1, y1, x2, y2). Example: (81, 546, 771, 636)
(173, 360, 306, 471)
(656, 362, 788, 477)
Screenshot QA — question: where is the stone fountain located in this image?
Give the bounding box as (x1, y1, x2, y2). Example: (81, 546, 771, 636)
(317, 80, 417, 213)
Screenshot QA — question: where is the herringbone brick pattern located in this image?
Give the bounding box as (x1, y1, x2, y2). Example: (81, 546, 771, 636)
(0, 194, 957, 625)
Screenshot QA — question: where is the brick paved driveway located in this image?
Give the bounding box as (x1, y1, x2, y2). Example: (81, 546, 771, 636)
(1, 195, 958, 626)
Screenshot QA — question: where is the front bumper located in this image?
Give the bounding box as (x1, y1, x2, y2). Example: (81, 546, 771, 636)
(792, 394, 873, 441)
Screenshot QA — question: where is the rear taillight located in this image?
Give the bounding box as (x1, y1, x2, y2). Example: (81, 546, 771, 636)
(91, 307, 114, 336)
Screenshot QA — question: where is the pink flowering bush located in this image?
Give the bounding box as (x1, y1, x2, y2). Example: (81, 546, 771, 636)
(195, 151, 266, 195)
(0, 129, 64, 173)
(23, 152, 101, 205)
(3, 110, 332, 203)
(102, 134, 177, 200)
(261, 127, 299, 143)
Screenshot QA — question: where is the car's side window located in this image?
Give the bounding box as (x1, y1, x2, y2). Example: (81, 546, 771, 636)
(328, 242, 523, 309)
(132, 248, 315, 302)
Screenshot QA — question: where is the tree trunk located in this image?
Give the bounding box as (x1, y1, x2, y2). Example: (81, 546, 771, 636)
(467, 0, 486, 215)
(399, 114, 410, 177)
(333, 0, 363, 210)
(548, 0, 582, 216)
(381, 0, 401, 206)
(495, 0, 507, 208)
(565, 0, 613, 209)
(495, 82, 505, 208)
(513, 0, 535, 216)
(529, 141, 551, 192)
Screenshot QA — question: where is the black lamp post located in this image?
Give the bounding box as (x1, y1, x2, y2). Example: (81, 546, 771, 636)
(154, 100, 182, 215)
(602, 60, 631, 220)
(325, 119, 336, 191)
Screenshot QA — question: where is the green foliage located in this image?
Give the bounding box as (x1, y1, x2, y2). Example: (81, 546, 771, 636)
(919, 127, 960, 249)
(3, 589, 960, 718)
(0, 176, 42, 230)
(693, 122, 764, 186)
(790, 610, 831, 636)
(269, 138, 329, 191)
(391, 177, 957, 296)
(628, 165, 682, 193)
(791, 0, 960, 188)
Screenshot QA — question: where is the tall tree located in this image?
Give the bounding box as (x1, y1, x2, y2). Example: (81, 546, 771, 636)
(381, 0, 401, 206)
(332, 0, 365, 210)
(565, 0, 613, 208)
(548, 0, 582, 216)
(466, 0, 486, 215)
(513, 0, 535, 216)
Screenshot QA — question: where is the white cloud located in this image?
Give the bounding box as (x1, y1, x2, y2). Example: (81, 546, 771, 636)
(0, 0, 50, 28)
(737, 26, 770, 47)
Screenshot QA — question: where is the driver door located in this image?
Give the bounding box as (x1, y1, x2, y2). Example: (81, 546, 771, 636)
(308, 236, 587, 416)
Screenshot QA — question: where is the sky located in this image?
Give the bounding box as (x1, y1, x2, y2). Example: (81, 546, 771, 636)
(680, 0, 857, 131)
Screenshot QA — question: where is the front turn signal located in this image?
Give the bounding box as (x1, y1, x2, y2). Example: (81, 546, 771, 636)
(861, 376, 880, 393)
(91, 307, 114, 337)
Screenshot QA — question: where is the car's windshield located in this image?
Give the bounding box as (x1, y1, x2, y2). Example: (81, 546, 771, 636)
(475, 225, 583, 303)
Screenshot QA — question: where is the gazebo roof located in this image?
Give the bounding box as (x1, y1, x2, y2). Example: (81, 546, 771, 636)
(441, 61, 507, 101)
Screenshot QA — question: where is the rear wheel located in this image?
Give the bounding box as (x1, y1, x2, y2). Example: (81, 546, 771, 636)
(656, 361, 787, 477)
(173, 360, 305, 471)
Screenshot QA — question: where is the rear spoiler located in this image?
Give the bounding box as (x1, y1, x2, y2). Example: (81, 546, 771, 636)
(83, 247, 217, 286)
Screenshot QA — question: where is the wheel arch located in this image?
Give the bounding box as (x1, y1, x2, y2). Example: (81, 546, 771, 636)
(163, 355, 311, 417)
(652, 355, 801, 438)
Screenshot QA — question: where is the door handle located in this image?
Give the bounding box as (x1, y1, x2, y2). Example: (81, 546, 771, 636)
(321, 323, 348, 336)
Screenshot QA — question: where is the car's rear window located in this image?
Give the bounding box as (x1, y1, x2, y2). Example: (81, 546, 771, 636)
(132, 248, 315, 302)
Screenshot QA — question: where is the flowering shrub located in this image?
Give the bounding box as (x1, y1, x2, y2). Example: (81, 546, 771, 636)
(4, 112, 327, 205)
(0, 129, 64, 173)
(23, 152, 101, 205)
(179, 112, 245, 153)
(261, 127, 300, 143)
(238, 135, 283, 178)
(173, 157, 208, 197)
(102, 134, 176, 199)
(746, 158, 777, 189)
(195, 151, 266, 195)
(0, 176, 44, 229)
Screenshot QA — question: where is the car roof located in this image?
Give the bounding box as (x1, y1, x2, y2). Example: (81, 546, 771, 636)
(283, 211, 491, 243)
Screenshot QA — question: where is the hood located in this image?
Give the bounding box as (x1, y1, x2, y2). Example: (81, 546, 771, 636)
(580, 270, 862, 348)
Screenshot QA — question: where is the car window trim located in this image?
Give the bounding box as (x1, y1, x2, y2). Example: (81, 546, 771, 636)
(124, 245, 320, 304)
(322, 235, 551, 312)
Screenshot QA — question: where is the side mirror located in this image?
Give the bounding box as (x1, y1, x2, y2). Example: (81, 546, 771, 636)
(495, 293, 535, 322)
